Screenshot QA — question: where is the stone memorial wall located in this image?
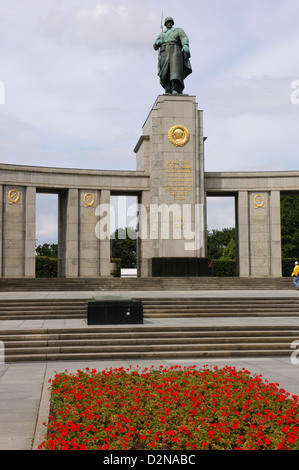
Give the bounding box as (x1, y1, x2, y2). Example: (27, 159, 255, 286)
(0, 95, 295, 278)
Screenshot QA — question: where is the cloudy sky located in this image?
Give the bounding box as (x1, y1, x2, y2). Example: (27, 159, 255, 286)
(1, 0, 299, 244)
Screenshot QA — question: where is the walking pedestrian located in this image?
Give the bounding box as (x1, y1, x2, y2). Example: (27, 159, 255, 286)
(291, 261, 299, 289)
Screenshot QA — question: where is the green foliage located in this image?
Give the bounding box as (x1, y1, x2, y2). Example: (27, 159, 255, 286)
(111, 227, 137, 268)
(110, 258, 121, 277)
(281, 194, 299, 259)
(210, 259, 236, 277)
(220, 238, 236, 260)
(207, 228, 235, 260)
(36, 243, 58, 257)
(36, 256, 57, 278)
(282, 258, 298, 277)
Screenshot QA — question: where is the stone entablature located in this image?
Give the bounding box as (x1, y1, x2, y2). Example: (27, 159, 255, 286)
(205, 171, 299, 193)
(2, 163, 299, 193)
(0, 164, 149, 192)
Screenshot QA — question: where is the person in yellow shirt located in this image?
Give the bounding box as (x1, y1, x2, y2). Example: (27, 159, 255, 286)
(292, 261, 299, 289)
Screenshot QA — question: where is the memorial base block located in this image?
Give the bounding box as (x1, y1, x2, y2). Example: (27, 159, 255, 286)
(152, 258, 208, 277)
(87, 295, 143, 325)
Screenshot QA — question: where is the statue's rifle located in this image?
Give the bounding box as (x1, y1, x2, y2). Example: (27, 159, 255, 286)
(160, 12, 164, 33)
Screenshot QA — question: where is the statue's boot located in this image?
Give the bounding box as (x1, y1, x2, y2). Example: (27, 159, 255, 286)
(171, 79, 183, 94)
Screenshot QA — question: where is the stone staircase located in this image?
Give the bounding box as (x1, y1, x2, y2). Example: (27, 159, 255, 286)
(0, 276, 294, 291)
(142, 297, 299, 318)
(0, 296, 298, 321)
(0, 298, 88, 321)
(1, 325, 298, 362)
(0, 294, 298, 362)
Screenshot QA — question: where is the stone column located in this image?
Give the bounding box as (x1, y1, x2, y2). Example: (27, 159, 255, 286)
(1, 186, 35, 277)
(79, 189, 100, 277)
(58, 189, 79, 278)
(24, 186, 36, 277)
(237, 190, 282, 277)
(97, 189, 111, 277)
(237, 191, 250, 277)
(138, 190, 151, 277)
(269, 190, 282, 277)
(249, 191, 271, 276)
(0, 185, 2, 277)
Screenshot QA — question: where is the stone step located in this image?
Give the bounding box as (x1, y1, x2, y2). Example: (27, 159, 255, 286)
(0, 296, 298, 320)
(0, 293, 298, 361)
(0, 276, 294, 291)
(143, 303, 299, 310)
(1, 325, 298, 362)
(4, 335, 299, 348)
(2, 327, 299, 340)
(0, 306, 86, 312)
(1, 325, 298, 338)
(0, 298, 88, 320)
(142, 297, 299, 304)
(4, 341, 294, 355)
(0, 302, 87, 308)
(0, 314, 85, 321)
(145, 313, 299, 318)
(4, 349, 292, 362)
(144, 306, 299, 311)
(0, 296, 297, 304)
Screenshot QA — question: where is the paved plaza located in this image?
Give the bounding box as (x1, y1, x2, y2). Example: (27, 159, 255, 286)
(0, 289, 299, 450)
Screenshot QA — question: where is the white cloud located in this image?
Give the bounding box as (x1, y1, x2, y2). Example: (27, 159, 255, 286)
(39, 1, 158, 52)
(36, 194, 58, 245)
(207, 197, 235, 231)
(200, 76, 296, 119)
(204, 111, 299, 173)
(1, 0, 299, 234)
(231, 34, 299, 78)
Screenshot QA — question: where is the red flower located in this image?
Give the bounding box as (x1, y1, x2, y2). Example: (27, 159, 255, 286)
(39, 365, 299, 451)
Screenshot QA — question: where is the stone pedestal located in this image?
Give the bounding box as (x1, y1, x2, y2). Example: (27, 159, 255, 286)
(87, 295, 143, 325)
(135, 95, 207, 277)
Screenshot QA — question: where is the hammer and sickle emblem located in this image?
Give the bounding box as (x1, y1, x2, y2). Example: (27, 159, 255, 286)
(83, 193, 95, 207)
(8, 189, 20, 204)
(254, 194, 265, 208)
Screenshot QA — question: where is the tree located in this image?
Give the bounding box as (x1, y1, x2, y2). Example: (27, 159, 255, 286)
(207, 228, 235, 259)
(111, 227, 137, 268)
(221, 237, 236, 260)
(280, 193, 299, 259)
(35, 243, 58, 278)
(36, 243, 58, 258)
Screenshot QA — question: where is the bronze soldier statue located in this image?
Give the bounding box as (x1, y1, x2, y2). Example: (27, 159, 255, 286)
(153, 17, 192, 94)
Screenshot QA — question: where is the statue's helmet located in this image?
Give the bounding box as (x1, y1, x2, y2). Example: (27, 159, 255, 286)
(164, 17, 174, 26)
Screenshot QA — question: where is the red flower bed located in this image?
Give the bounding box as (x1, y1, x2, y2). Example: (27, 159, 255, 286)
(38, 364, 299, 450)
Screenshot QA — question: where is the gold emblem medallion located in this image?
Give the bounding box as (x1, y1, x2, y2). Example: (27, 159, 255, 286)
(168, 125, 189, 147)
(254, 194, 265, 208)
(8, 189, 20, 204)
(83, 193, 95, 207)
